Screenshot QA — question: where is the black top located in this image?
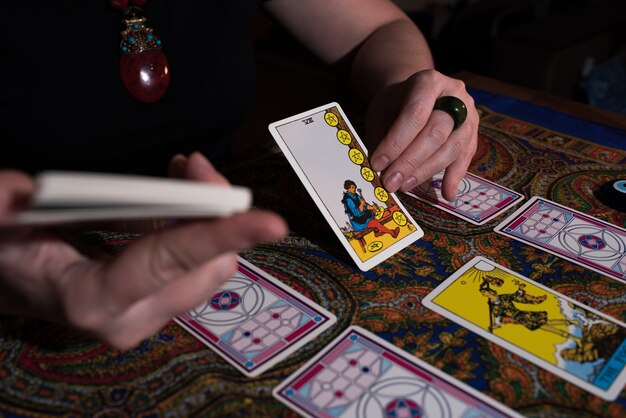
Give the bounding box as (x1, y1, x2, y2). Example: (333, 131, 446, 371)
(1, 1, 260, 175)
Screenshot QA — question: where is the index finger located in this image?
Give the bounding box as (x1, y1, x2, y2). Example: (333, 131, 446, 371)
(370, 74, 440, 173)
(101, 209, 287, 311)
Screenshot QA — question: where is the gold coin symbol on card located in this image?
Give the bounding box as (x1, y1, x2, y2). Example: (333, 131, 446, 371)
(361, 166, 375, 182)
(367, 241, 383, 252)
(324, 112, 339, 127)
(349, 149, 364, 165)
(337, 129, 352, 145)
(392, 211, 407, 226)
(374, 187, 389, 202)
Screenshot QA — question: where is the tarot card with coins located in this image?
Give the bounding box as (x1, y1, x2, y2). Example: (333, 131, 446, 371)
(268, 103, 423, 271)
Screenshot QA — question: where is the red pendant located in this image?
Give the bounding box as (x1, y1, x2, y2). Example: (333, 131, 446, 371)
(118, 11, 169, 103)
(120, 50, 169, 103)
(109, 0, 129, 11)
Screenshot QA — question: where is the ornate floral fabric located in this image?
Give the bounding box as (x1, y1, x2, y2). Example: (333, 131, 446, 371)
(1, 104, 625, 417)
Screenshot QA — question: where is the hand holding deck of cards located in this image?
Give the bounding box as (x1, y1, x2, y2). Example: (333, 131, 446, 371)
(165, 103, 624, 417)
(0, 154, 288, 351)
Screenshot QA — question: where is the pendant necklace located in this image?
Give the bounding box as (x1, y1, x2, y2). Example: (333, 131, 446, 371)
(109, 0, 170, 103)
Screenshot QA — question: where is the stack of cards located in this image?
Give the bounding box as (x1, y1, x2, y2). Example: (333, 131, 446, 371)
(15, 171, 251, 225)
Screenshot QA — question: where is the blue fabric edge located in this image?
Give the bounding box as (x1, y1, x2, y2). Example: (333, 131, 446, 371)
(469, 87, 626, 151)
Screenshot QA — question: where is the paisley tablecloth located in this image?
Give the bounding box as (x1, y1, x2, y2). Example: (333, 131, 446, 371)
(1, 89, 625, 417)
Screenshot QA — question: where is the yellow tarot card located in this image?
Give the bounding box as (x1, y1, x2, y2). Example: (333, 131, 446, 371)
(422, 256, 626, 401)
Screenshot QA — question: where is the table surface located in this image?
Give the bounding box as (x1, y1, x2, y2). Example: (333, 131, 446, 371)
(1, 68, 625, 418)
(457, 71, 626, 131)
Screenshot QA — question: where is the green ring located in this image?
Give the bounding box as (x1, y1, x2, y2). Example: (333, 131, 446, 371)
(433, 96, 467, 130)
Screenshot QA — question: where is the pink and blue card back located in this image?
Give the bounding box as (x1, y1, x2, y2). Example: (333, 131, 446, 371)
(406, 171, 524, 225)
(175, 258, 336, 377)
(273, 326, 522, 418)
(495, 196, 626, 283)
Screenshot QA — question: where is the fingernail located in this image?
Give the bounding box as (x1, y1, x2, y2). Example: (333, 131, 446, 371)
(385, 172, 403, 192)
(371, 155, 390, 172)
(401, 176, 417, 191)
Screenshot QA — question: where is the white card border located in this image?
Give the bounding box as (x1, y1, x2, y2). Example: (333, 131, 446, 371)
(174, 256, 337, 377)
(404, 172, 524, 225)
(268, 102, 424, 271)
(273, 325, 523, 418)
(494, 196, 626, 283)
(422, 255, 626, 401)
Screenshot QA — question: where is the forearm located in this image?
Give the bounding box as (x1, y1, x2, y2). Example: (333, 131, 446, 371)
(350, 18, 434, 101)
(264, 0, 432, 101)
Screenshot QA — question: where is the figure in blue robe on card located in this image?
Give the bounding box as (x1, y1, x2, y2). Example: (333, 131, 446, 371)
(341, 179, 399, 253)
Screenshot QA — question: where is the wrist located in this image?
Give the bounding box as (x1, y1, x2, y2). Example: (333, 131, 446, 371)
(350, 19, 434, 101)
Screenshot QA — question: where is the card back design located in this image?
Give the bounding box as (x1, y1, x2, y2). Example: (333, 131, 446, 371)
(494, 196, 626, 283)
(274, 326, 522, 418)
(422, 256, 626, 400)
(268, 103, 424, 271)
(406, 171, 523, 225)
(175, 258, 336, 377)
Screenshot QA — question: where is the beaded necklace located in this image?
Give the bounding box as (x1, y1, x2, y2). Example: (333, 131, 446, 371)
(109, 0, 170, 102)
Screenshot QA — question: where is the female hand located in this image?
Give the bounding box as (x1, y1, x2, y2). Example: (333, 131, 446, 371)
(366, 69, 479, 202)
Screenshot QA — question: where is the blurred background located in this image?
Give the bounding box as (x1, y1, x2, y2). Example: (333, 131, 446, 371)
(252, 0, 626, 115)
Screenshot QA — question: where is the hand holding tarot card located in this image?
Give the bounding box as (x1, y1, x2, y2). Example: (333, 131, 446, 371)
(268, 103, 424, 271)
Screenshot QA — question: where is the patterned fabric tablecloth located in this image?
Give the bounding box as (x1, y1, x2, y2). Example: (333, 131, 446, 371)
(1, 90, 625, 417)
